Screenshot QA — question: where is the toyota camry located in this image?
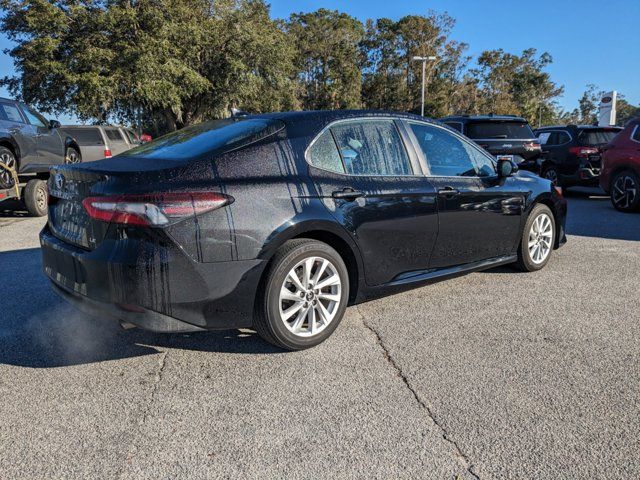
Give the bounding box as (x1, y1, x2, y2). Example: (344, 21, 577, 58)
(41, 111, 567, 350)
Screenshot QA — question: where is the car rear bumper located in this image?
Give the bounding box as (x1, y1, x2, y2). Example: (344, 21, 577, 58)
(40, 225, 266, 332)
(561, 168, 600, 186)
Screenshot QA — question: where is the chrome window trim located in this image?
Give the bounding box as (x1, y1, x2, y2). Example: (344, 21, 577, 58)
(304, 117, 422, 177)
(405, 119, 498, 179)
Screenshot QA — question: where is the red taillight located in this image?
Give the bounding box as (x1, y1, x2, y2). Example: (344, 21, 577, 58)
(523, 142, 541, 151)
(82, 192, 232, 226)
(569, 146, 598, 157)
(104, 149, 112, 158)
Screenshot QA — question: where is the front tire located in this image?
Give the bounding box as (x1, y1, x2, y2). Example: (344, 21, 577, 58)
(254, 239, 349, 350)
(514, 204, 555, 272)
(610, 170, 640, 212)
(24, 179, 48, 217)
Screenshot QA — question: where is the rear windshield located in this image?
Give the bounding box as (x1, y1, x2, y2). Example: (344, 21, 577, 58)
(578, 129, 620, 146)
(104, 128, 125, 142)
(121, 118, 285, 160)
(466, 121, 535, 140)
(63, 128, 104, 146)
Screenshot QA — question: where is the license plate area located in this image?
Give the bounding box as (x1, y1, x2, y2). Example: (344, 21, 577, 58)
(49, 199, 93, 249)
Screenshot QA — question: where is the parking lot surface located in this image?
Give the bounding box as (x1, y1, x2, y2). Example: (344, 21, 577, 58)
(1, 188, 639, 479)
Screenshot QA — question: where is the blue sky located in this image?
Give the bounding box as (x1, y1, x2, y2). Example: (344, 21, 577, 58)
(1, 0, 638, 123)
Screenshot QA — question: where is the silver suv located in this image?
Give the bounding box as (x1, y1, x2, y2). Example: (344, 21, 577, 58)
(61, 125, 140, 162)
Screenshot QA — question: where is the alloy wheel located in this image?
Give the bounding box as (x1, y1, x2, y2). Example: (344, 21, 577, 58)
(612, 174, 637, 210)
(528, 213, 553, 264)
(0, 152, 17, 187)
(279, 256, 342, 337)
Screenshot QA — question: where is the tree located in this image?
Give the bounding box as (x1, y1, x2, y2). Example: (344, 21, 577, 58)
(286, 9, 364, 110)
(0, 0, 297, 132)
(360, 12, 471, 117)
(471, 48, 563, 126)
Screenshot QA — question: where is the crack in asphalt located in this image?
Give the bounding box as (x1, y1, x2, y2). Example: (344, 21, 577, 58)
(356, 307, 480, 479)
(118, 349, 168, 478)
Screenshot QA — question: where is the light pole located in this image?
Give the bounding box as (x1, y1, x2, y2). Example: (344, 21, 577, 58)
(412, 55, 437, 117)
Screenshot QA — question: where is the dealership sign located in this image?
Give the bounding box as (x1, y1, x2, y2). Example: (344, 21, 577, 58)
(598, 91, 617, 126)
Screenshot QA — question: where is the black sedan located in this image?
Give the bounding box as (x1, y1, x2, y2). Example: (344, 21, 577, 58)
(41, 111, 567, 350)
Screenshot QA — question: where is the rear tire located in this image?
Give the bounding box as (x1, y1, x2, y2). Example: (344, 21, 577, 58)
(254, 239, 349, 351)
(24, 179, 48, 217)
(0, 146, 18, 189)
(514, 204, 555, 272)
(610, 170, 640, 212)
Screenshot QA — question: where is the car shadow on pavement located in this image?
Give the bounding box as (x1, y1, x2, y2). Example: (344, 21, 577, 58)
(0, 248, 280, 369)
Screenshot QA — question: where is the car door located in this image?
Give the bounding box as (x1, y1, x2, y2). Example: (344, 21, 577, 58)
(306, 118, 439, 286)
(404, 120, 526, 269)
(20, 105, 65, 165)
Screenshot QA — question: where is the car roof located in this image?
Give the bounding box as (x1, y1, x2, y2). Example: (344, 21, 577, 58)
(246, 110, 446, 137)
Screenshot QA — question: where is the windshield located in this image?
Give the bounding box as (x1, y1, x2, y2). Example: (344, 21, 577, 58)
(466, 121, 535, 140)
(121, 118, 284, 160)
(578, 129, 620, 146)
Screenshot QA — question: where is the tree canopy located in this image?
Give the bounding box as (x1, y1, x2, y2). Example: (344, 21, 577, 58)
(1, 1, 635, 134)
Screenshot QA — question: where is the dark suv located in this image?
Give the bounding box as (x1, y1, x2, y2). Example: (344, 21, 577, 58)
(0, 97, 81, 215)
(440, 114, 542, 172)
(533, 125, 622, 188)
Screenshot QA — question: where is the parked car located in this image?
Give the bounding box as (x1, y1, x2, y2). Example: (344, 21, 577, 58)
(534, 124, 623, 188)
(440, 114, 543, 172)
(60, 125, 138, 162)
(41, 111, 567, 350)
(600, 118, 640, 212)
(0, 97, 81, 216)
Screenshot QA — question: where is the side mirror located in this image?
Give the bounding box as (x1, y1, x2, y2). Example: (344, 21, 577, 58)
(49, 119, 61, 129)
(497, 158, 517, 178)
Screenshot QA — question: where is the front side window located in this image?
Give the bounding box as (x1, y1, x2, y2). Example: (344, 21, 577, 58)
(307, 129, 345, 174)
(21, 107, 46, 128)
(537, 132, 551, 145)
(410, 122, 494, 177)
(330, 120, 412, 176)
(633, 126, 640, 143)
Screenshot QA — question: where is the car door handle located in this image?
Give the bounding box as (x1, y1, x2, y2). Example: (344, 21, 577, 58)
(437, 187, 460, 196)
(332, 188, 364, 200)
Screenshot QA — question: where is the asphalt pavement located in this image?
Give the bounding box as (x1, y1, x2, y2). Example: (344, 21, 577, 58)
(0, 188, 638, 479)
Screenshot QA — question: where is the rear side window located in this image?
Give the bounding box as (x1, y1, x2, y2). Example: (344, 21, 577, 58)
(122, 118, 285, 160)
(0, 103, 24, 123)
(307, 130, 344, 173)
(633, 126, 640, 143)
(578, 129, 620, 146)
(64, 128, 104, 146)
(410, 123, 494, 177)
(330, 120, 412, 176)
(466, 121, 534, 139)
(104, 128, 125, 142)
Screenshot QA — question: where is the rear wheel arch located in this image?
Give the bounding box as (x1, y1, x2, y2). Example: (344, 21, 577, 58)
(258, 224, 362, 305)
(608, 164, 640, 190)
